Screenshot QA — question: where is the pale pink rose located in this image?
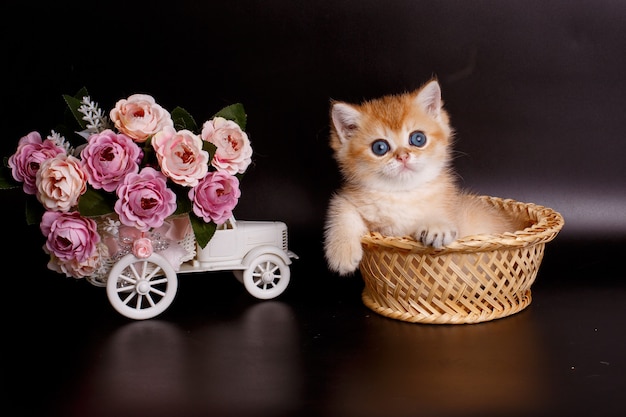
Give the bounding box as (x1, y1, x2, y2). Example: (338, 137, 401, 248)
(114, 167, 177, 231)
(110, 94, 174, 143)
(80, 129, 142, 192)
(36, 154, 87, 212)
(40, 211, 101, 263)
(8, 131, 66, 195)
(188, 171, 241, 224)
(133, 237, 153, 259)
(47, 251, 102, 279)
(152, 126, 209, 187)
(201, 117, 252, 175)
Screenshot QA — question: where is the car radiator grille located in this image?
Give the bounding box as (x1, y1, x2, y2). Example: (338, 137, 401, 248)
(282, 229, 288, 252)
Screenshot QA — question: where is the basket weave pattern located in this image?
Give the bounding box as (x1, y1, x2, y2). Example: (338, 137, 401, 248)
(359, 196, 564, 324)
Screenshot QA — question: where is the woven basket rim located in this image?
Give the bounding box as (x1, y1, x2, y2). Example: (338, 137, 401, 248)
(360, 196, 564, 254)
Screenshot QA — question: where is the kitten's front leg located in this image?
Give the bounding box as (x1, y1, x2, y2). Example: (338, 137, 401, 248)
(416, 224, 458, 248)
(324, 195, 368, 276)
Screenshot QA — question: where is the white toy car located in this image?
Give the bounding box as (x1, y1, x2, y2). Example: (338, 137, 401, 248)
(105, 217, 298, 320)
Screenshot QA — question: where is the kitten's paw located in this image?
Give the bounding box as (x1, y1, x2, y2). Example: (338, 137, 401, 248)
(325, 240, 363, 276)
(416, 225, 458, 248)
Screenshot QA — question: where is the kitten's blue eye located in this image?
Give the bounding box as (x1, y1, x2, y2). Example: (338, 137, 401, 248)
(409, 131, 427, 148)
(371, 139, 390, 156)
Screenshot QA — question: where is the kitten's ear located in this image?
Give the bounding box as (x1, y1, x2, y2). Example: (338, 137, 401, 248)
(331, 102, 361, 144)
(415, 80, 443, 119)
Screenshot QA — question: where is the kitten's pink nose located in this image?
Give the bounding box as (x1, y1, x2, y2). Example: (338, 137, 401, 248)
(395, 152, 409, 163)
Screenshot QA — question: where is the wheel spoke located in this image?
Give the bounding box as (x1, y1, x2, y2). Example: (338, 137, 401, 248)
(145, 293, 156, 307)
(146, 265, 162, 280)
(129, 263, 142, 280)
(122, 291, 137, 305)
(116, 283, 135, 293)
(149, 287, 166, 297)
(118, 272, 137, 285)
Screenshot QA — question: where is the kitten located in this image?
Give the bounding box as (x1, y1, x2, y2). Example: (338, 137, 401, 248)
(323, 79, 525, 276)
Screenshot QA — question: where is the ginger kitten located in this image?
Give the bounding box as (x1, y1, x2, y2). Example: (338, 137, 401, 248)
(323, 79, 525, 276)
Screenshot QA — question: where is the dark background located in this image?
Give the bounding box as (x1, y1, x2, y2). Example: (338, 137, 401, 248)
(2, 1, 625, 416)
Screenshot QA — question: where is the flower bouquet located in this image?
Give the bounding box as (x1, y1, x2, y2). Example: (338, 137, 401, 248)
(1, 89, 252, 283)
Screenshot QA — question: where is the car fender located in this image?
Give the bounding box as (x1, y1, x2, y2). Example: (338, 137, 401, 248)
(241, 245, 292, 268)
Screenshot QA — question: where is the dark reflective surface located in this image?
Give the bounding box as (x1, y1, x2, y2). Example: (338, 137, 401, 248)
(63, 303, 303, 417)
(4, 239, 625, 417)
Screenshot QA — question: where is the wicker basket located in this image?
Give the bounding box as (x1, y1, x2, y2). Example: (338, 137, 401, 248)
(359, 196, 564, 324)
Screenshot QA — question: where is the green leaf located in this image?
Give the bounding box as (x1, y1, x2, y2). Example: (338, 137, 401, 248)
(213, 103, 247, 130)
(77, 187, 116, 217)
(62, 87, 90, 130)
(169, 183, 192, 215)
(190, 214, 217, 249)
(0, 165, 19, 190)
(171, 107, 198, 132)
(140, 138, 159, 167)
(202, 140, 217, 161)
(73, 87, 89, 101)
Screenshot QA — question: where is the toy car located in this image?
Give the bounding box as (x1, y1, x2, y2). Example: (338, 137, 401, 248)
(104, 216, 298, 320)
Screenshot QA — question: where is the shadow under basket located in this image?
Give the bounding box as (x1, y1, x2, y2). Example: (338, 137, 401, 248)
(359, 196, 565, 324)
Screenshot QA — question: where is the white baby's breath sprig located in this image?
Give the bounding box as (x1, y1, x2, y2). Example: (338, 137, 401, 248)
(47, 130, 72, 154)
(78, 96, 112, 135)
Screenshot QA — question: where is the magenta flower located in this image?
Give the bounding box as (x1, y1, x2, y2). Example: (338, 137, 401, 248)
(189, 171, 241, 224)
(40, 211, 101, 263)
(80, 129, 142, 192)
(114, 167, 177, 231)
(8, 131, 66, 195)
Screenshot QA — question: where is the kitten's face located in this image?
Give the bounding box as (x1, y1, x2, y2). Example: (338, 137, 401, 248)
(330, 80, 453, 191)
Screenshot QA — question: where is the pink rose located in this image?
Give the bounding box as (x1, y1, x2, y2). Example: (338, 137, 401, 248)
(8, 131, 66, 195)
(152, 126, 209, 187)
(201, 117, 252, 175)
(114, 167, 177, 231)
(47, 251, 102, 279)
(133, 237, 153, 258)
(110, 94, 174, 143)
(36, 154, 87, 212)
(40, 211, 101, 263)
(188, 171, 241, 224)
(80, 129, 142, 192)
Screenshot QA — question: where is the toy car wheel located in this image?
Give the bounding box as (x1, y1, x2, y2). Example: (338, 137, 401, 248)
(242, 253, 290, 299)
(106, 253, 178, 320)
